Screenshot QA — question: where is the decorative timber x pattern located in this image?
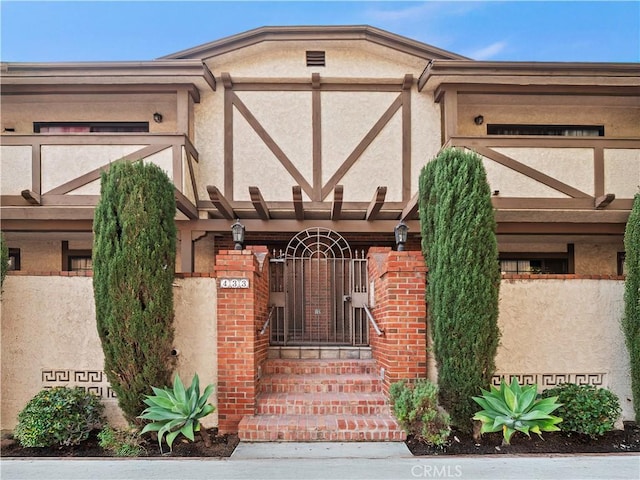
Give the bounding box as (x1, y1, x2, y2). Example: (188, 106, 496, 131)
(1, 134, 200, 219)
(447, 136, 639, 211)
(212, 72, 414, 221)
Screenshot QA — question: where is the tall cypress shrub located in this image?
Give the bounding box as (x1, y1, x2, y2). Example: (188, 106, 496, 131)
(1, 232, 8, 291)
(93, 161, 177, 424)
(623, 193, 640, 420)
(418, 148, 501, 433)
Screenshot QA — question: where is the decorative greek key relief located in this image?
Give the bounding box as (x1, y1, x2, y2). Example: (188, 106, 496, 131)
(41, 369, 116, 400)
(493, 373, 605, 388)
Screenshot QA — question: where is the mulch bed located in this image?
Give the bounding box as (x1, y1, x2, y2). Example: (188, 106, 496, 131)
(407, 421, 640, 456)
(1, 428, 239, 458)
(2, 423, 639, 457)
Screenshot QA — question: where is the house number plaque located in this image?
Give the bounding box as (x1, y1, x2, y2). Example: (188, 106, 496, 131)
(219, 278, 250, 289)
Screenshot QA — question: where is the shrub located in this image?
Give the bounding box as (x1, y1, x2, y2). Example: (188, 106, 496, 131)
(472, 377, 562, 445)
(419, 148, 501, 433)
(1, 231, 8, 290)
(93, 161, 177, 424)
(542, 383, 621, 438)
(14, 387, 105, 447)
(98, 425, 146, 457)
(139, 373, 215, 453)
(623, 192, 640, 421)
(389, 379, 451, 446)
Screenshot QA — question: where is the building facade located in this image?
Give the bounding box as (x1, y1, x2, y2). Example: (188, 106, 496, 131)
(1, 26, 638, 439)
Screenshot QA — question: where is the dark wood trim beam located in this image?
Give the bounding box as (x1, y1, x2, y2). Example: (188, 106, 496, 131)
(402, 75, 412, 202)
(331, 185, 343, 221)
(249, 186, 270, 220)
(312, 75, 322, 201)
(230, 83, 404, 92)
(293, 186, 304, 221)
(233, 92, 314, 197)
(594, 147, 605, 198)
(497, 222, 625, 235)
(366, 186, 387, 221)
(224, 87, 233, 197)
(401, 192, 419, 221)
(595, 193, 615, 209)
(40, 195, 99, 206)
(176, 218, 421, 234)
(180, 229, 194, 273)
(175, 189, 198, 220)
(207, 185, 235, 220)
(321, 94, 403, 199)
(442, 88, 458, 143)
(43, 144, 168, 195)
(221, 72, 233, 89)
(1, 209, 96, 221)
(32, 141, 41, 195)
(474, 146, 592, 198)
(20, 190, 41, 205)
(449, 136, 640, 150)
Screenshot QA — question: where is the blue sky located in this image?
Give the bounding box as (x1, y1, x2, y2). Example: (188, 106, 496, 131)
(1, 1, 638, 63)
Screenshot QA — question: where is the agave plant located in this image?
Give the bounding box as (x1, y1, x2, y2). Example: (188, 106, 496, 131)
(472, 377, 562, 445)
(139, 373, 215, 453)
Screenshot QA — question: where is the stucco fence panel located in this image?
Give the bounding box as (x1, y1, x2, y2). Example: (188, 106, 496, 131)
(495, 278, 633, 421)
(0, 275, 217, 430)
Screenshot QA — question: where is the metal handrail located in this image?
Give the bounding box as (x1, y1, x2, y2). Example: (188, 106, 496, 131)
(259, 305, 276, 336)
(362, 304, 384, 337)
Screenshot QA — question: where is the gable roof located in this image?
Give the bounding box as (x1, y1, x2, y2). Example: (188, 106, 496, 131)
(160, 25, 468, 61)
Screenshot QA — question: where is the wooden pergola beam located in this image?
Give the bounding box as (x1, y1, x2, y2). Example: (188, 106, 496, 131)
(401, 191, 419, 221)
(249, 186, 270, 220)
(175, 189, 198, 220)
(595, 193, 615, 209)
(331, 185, 343, 221)
(292, 185, 304, 221)
(366, 186, 387, 221)
(20, 190, 41, 205)
(206, 185, 235, 219)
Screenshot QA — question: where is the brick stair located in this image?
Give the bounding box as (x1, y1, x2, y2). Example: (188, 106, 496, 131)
(238, 358, 405, 442)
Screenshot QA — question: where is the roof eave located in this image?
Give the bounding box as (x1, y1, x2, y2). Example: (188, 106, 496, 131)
(418, 59, 640, 91)
(159, 25, 468, 61)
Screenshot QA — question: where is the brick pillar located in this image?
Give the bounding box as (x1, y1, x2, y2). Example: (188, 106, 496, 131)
(368, 247, 428, 393)
(215, 247, 269, 433)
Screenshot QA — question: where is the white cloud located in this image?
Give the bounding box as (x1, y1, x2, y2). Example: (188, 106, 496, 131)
(467, 41, 508, 60)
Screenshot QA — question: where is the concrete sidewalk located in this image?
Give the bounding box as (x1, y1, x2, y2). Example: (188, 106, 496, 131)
(1, 443, 639, 480)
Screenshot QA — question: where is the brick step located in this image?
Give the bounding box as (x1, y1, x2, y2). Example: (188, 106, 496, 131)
(255, 392, 391, 415)
(260, 373, 382, 394)
(238, 414, 405, 442)
(262, 359, 378, 376)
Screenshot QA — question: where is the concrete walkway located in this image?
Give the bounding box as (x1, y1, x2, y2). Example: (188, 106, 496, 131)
(1, 443, 639, 480)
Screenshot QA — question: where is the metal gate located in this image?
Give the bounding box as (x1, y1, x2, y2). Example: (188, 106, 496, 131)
(269, 228, 369, 346)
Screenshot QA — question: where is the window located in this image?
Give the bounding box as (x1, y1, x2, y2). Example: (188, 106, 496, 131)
(34, 122, 149, 133)
(618, 252, 626, 276)
(69, 256, 93, 272)
(62, 241, 92, 272)
(8, 248, 20, 271)
(487, 124, 604, 137)
(499, 247, 573, 275)
(306, 51, 325, 67)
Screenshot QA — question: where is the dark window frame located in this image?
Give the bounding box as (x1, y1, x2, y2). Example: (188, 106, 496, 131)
(62, 241, 92, 272)
(8, 248, 20, 271)
(618, 252, 626, 276)
(487, 124, 604, 137)
(34, 122, 149, 133)
(499, 245, 574, 275)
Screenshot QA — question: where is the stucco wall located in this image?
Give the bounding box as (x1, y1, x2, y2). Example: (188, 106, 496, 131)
(194, 41, 441, 203)
(1, 93, 178, 134)
(0, 275, 218, 430)
(496, 278, 633, 421)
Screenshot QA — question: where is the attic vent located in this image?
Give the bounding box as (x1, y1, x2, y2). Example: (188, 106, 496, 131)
(306, 51, 325, 67)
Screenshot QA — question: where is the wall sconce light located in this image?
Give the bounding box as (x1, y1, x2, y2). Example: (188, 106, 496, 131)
(231, 219, 246, 250)
(394, 221, 409, 252)
(153, 112, 163, 123)
(474, 115, 484, 125)
(493, 190, 500, 196)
